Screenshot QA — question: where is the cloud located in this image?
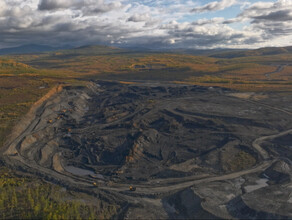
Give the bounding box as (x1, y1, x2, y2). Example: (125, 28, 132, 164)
(0, 0, 8, 16)
(38, 0, 76, 10)
(225, 0, 292, 40)
(192, 17, 225, 26)
(81, 1, 123, 15)
(127, 12, 160, 27)
(38, 0, 123, 14)
(191, 0, 237, 13)
(0, 0, 291, 49)
(252, 9, 292, 22)
(158, 19, 263, 49)
(128, 13, 150, 22)
(228, 0, 292, 22)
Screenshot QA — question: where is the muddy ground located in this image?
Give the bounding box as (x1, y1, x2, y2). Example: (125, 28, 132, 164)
(1, 81, 292, 219)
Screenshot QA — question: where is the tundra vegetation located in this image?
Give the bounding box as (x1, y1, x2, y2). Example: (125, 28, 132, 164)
(0, 167, 117, 219)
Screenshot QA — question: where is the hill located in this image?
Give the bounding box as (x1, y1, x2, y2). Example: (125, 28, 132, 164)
(210, 46, 292, 58)
(0, 59, 36, 74)
(5, 44, 291, 92)
(0, 44, 73, 55)
(64, 45, 125, 55)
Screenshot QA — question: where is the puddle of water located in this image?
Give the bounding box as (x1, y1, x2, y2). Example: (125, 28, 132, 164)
(65, 166, 95, 176)
(244, 179, 269, 193)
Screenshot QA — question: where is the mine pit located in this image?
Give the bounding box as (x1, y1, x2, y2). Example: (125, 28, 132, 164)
(1, 81, 292, 219)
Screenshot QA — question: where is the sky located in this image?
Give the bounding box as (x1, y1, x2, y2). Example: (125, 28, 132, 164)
(0, 0, 292, 49)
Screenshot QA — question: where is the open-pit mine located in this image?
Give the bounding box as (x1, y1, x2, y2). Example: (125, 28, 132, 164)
(1, 81, 292, 219)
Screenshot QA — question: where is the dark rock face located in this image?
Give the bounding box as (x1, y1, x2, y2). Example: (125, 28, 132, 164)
(162, 189, 219, 219)
(263, 161, 291, 184)
(227, 196, 290, 220)
(56, 83, 271, 179)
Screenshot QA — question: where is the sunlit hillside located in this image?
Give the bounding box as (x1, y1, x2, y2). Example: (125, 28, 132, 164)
(7, 45, 292, 91)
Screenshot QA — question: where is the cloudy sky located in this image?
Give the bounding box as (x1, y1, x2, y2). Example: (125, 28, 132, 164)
(0, 0, 291, 49)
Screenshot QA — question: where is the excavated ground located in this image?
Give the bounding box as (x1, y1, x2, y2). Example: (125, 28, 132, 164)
(1, 81, 292, 219)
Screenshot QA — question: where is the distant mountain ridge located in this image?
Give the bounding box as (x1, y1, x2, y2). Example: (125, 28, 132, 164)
(1, 43, 292, 58)
(210, 46, 292, 58)
(115, 45, 292, 57)
(0, 44, 73, 55)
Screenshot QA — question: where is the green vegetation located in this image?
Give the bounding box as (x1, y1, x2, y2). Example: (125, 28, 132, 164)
(0, 168, 117, 219)
(0, 59, 87, 147)
(223, 151, 257, 172)
(0, 76, 55, 147)
(210, 46, 292, 58)
(6, 45, 292, 91)
(0, 59, 36, 75)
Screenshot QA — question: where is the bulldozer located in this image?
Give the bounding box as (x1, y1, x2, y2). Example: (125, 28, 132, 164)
(129, 186, 136, 191)
(92, 182, 98, 187)
(47, 119, 53, 124)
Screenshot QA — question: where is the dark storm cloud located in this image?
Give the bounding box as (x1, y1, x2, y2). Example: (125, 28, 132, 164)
(38, 0, 75, 10)
(38, 0, 123, 15)
(252, 10, 292, 22)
